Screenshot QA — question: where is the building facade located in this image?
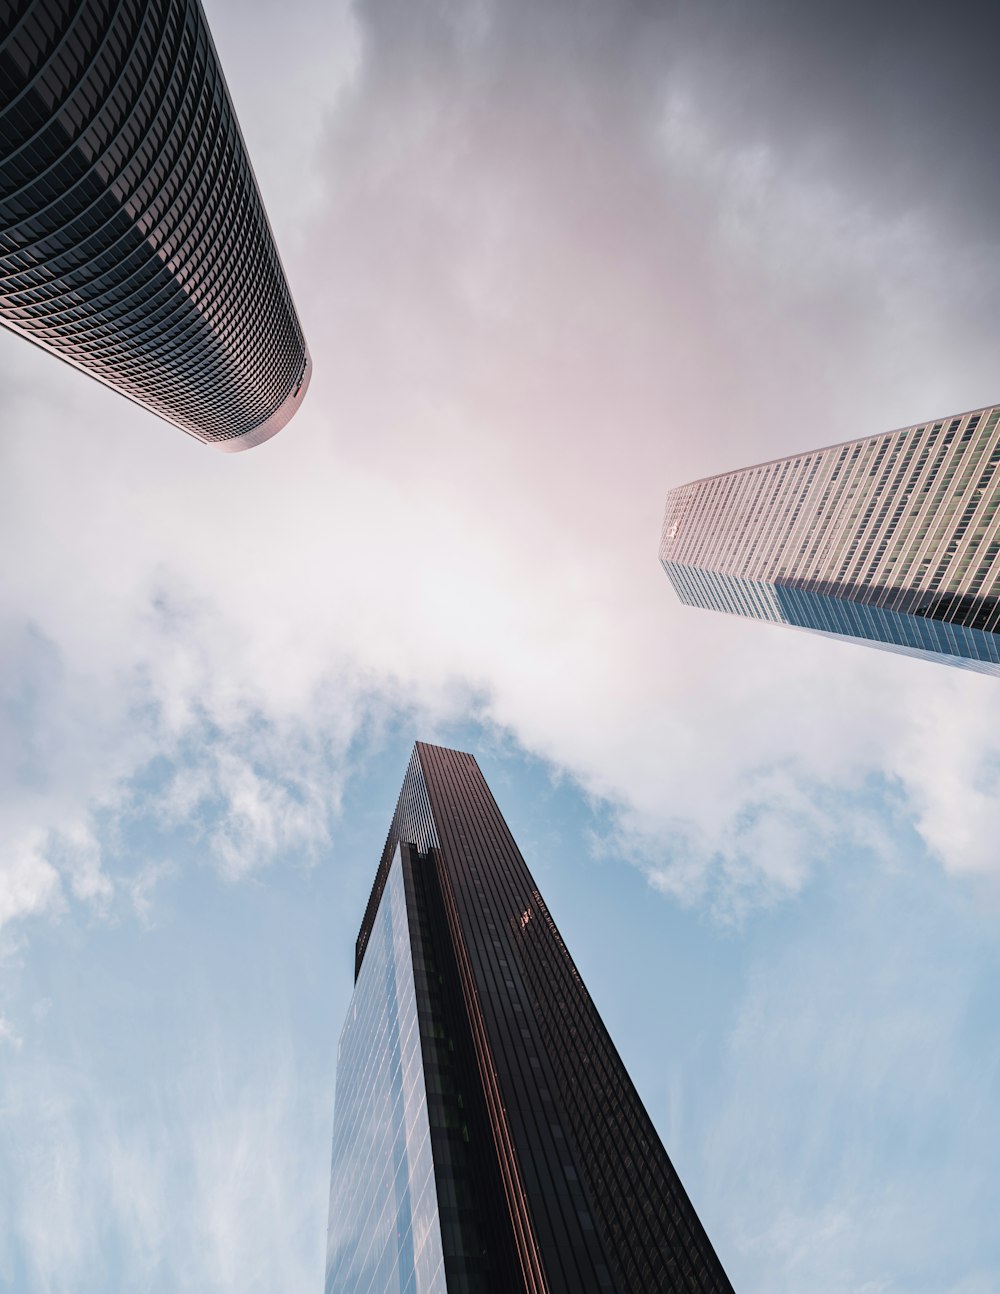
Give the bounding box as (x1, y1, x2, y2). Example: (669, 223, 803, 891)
(660, 403, 1000, 674)
(0, 0, 309, 450)
(326, 742, 734, 1294)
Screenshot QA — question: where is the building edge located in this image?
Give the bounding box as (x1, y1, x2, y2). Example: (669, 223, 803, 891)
(0, 1, 310, 451)
(215, 348, 312, 452)
(0, 319, 311, 453)
(666, 398, 1000, 493)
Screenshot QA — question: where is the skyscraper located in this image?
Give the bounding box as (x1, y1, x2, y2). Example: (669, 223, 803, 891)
(326, 742, 734, 1294)
(660, 403, 1000, 674)
(0, 0, 310, 450)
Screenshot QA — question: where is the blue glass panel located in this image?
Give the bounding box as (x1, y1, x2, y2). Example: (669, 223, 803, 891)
(326, 847, 447, 1294)
(663, 561, 1000, 676)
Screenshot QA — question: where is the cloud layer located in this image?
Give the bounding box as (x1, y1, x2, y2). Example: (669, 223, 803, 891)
(4, 0, 1000, 941)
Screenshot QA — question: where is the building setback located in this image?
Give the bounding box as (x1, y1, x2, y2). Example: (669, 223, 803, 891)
(326, 742, 734, 1294)
(0, 0, 309, 450)
(660, 403, 1000, 674)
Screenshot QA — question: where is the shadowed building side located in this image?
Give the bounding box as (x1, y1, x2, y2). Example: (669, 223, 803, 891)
(0, 0, 310, 450)
(661, 403, 1000, 674)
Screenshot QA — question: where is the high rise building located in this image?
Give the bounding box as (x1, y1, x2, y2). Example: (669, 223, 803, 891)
(0, 0, 310, 450)
(326, 742, 734, 1294)
(660, 403, 1000, 674)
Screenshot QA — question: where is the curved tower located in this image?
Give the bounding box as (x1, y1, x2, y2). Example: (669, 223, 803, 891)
(0, 0, 310, 451)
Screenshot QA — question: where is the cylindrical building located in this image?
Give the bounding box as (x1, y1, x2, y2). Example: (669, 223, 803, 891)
(0, 0, 310, 451)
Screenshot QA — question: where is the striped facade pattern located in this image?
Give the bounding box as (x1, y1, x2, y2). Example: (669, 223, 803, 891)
(660, 404, 1000, 674)
(336, 743, 735, 1294)
(0, 0, 309, 449)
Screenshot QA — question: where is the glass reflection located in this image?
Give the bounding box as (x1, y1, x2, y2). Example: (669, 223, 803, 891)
(326, 847, 446, 1294)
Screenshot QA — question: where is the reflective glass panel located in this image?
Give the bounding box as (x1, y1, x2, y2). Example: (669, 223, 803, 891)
(326, 848, 447, 1294)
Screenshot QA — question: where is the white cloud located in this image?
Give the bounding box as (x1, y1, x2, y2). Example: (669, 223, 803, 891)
(50, 823, 114, 906)
(0, 833, 63, 932)
(889, 687, 1000, 876)
(1, 1043, 327, 1294)
(3, 0, 1000, 947)
(0, 1016, 21, 1049)
(122, 861, 173, 926)
(178, 739, 334, 881)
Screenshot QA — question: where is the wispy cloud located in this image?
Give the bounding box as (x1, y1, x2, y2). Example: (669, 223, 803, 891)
(703, 846, 1000, 1294)
(0, 1015, 21, 1049)
(1, 1037, 328, 1294)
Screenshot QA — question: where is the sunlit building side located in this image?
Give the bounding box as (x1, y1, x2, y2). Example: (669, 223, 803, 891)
(661, 403, 1000, 674)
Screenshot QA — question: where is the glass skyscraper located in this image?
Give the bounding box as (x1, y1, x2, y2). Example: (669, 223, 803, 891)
(0, 0, 310, 450)
(326, 742, 734, 1294)
(660, 403, 1000, 674)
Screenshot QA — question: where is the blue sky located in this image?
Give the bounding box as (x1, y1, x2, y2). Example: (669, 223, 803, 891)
(4, 719, 999, 1292)
(3, 0, 1000, 1291)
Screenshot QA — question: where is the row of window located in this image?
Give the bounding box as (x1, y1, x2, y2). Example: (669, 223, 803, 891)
(0, 0, 306, 444)
(663, 408, 1000, 631)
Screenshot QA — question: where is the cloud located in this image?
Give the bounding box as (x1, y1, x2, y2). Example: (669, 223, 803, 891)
(0, 1016, 21, 1049)
(0, 833, 62, 932)
(3, 7, 1000, 1293)
(155, 724, 338, 880)
(123, 861, 173, 926)
(889, 687, 1000, 876)
(702, 847, 1000, 1293)
(3, 0, 1000, 952)
(0, 1039, 327, 1294)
